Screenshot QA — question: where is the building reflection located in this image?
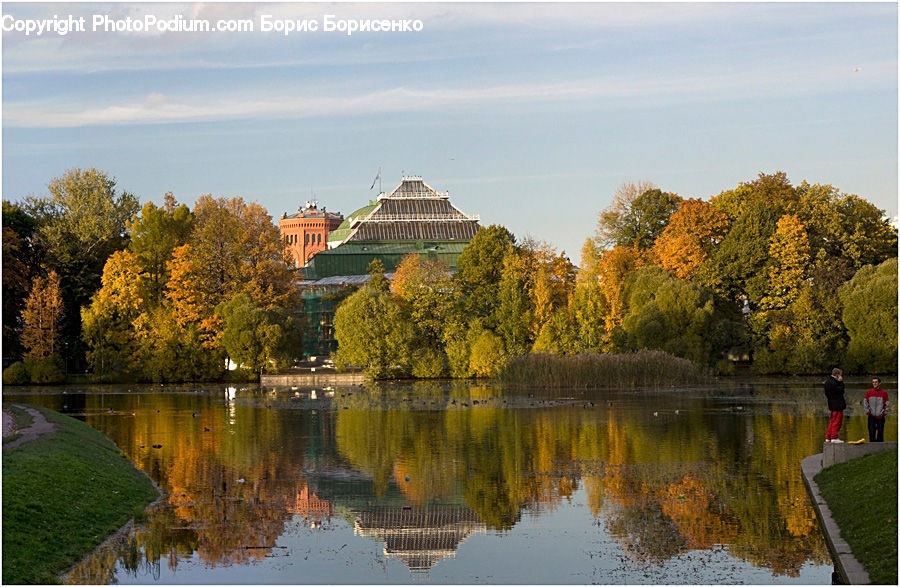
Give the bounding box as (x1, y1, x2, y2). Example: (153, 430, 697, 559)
(286, 485, 333, 529)
(353, 505, 485, 573)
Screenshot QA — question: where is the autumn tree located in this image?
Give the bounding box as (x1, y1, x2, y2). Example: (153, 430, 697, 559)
(594, 245, 647, 349)
(760, 215, 810, 311)
(21, 271, 64, 360)
(653, 199, 730, 280)
(80, 251, 146, 380)
(390, 254, 456, 348)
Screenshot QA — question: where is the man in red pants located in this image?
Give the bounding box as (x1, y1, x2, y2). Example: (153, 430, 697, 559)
(824, 368, 846, 443)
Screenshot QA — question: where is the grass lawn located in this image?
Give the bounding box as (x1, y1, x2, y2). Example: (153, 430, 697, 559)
(2, 404, 160, 584)
(815, 448, 898, 585)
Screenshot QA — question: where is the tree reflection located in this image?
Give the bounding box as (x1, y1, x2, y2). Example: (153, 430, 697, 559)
(35, 382, 830, 582)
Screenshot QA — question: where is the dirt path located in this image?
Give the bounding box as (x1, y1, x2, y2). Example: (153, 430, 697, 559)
(3, 404, 56, 449)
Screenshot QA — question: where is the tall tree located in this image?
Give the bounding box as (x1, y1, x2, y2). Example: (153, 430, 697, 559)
(127, 199, 194, 304)
(455, 225, 516, 327)
(390, 254, 455, 348)
(21, 271, 64, 360)
(760, 214, 810, 311)
(25, 168, 139, 364)
(2, 201, 40, 359)
(216, 293, 288, 375)
(595, 180, 656, 248)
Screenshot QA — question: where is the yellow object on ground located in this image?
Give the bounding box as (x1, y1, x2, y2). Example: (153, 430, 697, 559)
(848, 438, 866, 445)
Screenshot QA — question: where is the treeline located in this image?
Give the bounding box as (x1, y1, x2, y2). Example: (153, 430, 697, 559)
(334, 172, 897, 378)
(3, 169, 897, 384)
(3, 168, 302, 384)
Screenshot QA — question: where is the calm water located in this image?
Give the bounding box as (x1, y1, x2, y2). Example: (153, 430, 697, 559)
(5, 377, 895, 584)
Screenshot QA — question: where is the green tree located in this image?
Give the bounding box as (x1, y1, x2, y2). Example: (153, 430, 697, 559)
(390, 254, 455, 347)
(619, 267, 743, 366)
(333, 286, 415, 378)
(495, 250, 535, 356)
(571, 238, 608, 352)
(366, 258, 389, 292)
(216, 293, 288, 375)
(595, 180, 656, 248)
(3, 201, 41, 359)
(25, 168, 139, 364)
(127, 198, 193, 304)
(838, 258, 898, 373)
(455, 225, 516, 327)
(697, 201, 779, 309)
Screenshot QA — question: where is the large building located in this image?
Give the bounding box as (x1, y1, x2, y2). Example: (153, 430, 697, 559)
(280, 176, 480, 358)
(305, 176, 480, 279)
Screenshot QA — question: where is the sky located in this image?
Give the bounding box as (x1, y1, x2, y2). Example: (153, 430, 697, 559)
(2, 1, 897, 260)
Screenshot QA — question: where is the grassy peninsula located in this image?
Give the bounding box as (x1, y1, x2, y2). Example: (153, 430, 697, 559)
(2, 404, 159, 584)
(815, 448, 898, 585)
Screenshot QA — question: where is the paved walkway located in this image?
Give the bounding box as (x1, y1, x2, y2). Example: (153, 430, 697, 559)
(2, 404, 56, 450)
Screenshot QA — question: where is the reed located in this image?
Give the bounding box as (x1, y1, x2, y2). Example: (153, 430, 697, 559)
(498, 350, 709, 389)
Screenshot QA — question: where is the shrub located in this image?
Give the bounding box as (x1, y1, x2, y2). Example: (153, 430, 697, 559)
(411, 347, 446, 379)
(469, 330, 507, 377)
(24, 355, 66, 384)
(2, 362, 29, 385)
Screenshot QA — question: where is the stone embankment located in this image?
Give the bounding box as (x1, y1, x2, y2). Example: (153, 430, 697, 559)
(801, 441, 898, 585)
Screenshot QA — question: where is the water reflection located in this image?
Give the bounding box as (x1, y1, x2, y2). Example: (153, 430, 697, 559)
(6, 379, 885, 583)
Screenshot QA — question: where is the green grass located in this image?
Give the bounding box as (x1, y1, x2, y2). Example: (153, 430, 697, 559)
(815, 448, 898, 585)
(2, 404, 160, 584)
(499, 349, 709, 389)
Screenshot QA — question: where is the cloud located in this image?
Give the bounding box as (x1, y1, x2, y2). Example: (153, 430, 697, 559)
(4, 57, 894, 129)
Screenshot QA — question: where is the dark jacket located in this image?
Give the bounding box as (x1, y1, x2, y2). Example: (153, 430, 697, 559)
(824, 376, 846, 411)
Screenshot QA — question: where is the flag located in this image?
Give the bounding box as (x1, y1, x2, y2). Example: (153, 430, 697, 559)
(369, 168, 381, 190)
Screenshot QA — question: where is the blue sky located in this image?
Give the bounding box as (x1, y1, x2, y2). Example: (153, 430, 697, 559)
(3, 2, 897, 260)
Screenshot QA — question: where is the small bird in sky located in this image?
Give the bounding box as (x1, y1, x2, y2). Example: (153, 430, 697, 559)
(853, 66, 862, 72)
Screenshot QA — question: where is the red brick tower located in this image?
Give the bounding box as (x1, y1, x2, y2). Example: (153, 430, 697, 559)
(279, 201, 344, 268)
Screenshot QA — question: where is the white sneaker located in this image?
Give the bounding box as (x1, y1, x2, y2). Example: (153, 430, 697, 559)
(832, 439, 844, 443)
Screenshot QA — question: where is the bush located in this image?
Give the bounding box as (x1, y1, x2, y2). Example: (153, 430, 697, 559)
(411, 347, 446, 378)
(24, 355, 66, 384)
(2, 362, 29, 385)
(469, 330, 506, 377)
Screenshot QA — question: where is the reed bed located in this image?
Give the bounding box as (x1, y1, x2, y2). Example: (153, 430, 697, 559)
(498, 350, 710, 389)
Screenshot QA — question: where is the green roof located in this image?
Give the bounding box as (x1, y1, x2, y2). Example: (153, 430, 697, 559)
(328, 203, 378, 244)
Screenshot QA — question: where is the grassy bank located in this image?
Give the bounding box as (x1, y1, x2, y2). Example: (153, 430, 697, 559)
(2, 405, 160, 584)
(815, 448, 898, 585)
(499, 349, 709, 389)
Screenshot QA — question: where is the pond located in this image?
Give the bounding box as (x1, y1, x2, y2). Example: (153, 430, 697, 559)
(5, 377, 894, 584)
